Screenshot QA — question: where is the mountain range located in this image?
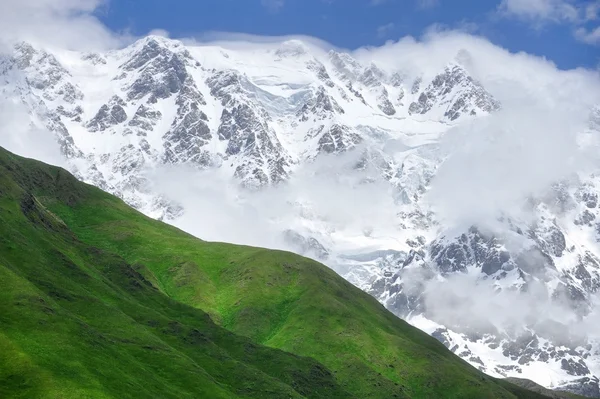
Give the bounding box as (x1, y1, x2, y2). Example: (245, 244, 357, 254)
(1, 35, 599, 397)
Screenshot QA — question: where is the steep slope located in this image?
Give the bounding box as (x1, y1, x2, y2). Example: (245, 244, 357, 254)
(0, 149, 352, 399)
(0, 36, 496, 214)
(1, 35, 598, 396)
(0, 146, 551, 399)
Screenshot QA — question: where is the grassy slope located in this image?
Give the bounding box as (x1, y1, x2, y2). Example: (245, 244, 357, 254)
(0, 150, 352, 399)
(0, 146, 551, 399)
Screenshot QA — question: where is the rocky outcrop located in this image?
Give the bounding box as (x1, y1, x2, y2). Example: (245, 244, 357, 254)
(87, 96, 127, 132)
(6, 37, 600, 396)
(408, 64, 500, 121)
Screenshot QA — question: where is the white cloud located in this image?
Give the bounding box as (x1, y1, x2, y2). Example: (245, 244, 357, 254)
(2, 0, 600, 364)
(376, 23, 395, 38)
(352, 30, 600, 227)
(498, 0, 600, 45)
(499, 0, 580, 23)
(181, 32, 339, 53)
(0, 0, 121, 50)
(421, 272, 600, 343)
(146, 145, 399, 252)
(586, 1, 600, 20)
(149, 29, 600, 257)
(575, 25, 600, 44)
(0, 100, 65, 167)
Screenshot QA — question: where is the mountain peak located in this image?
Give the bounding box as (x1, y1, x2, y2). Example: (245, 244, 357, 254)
(12, 42, 38, 68)
(328, 50, 362, 81)
(121, 35, 191, 71)
(407, 61, 500, 121)
(131, 34, 182, 50)
(275, 39, 310, 58)
(5, 37, 596, 396)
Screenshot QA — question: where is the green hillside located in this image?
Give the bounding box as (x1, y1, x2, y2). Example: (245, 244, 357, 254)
(0, 146, 554, 398)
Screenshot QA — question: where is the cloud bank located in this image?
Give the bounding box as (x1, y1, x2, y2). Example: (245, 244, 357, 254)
(2, 0, 600, 373)
(0, 0, 121, 51)
(0, 100, 65, 167)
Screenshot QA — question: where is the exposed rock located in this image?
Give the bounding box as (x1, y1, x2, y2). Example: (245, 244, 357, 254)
(408, 65, 500, 121)
(315, 124, 362, 154)
(298, 86, 345, 121)
(376, 87, 396, 116)
(128, 104, 162, 132)
(87, 96, 128, 132)
(561, 358, 591, 377)
(429, 227, 512, 275)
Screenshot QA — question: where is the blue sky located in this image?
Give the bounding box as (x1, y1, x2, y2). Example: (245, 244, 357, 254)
(97, 0, 599, 70)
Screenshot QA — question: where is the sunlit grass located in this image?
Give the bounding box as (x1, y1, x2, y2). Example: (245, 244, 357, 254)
(0, 146, 558, 399)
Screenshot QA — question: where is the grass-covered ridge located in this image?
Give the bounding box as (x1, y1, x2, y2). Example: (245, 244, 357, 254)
(0, 146, 554, 398)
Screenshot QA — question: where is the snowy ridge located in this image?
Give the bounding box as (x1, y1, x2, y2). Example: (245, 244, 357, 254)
(1, 35, 598, 397)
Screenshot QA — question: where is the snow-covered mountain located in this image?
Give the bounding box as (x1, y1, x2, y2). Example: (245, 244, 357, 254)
(1, 35, 599, 397)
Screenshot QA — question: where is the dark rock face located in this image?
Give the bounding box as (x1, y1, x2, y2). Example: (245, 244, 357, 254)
(82, 52, 107, 65)
(561, 358, 591, 377)
(346, 82, 367, 104)
(87, 96, 128, 132)
(502, 333, 539, 362)
(359, 64, 385, 88)
(315, 124, 362, 154)
(578, 187, 598, 209)
(207, 70, 290, 187)
(495, 365, 523, 376)
(306, 59, 335, 87)
(408, 65, 500, 121)
(219, 105, 265, 155)
(56, 105, 83, 120)
(376, 88, 396, 116)
(576, 209, 596, 226)
(114, 37, 213, 168)
(328, 50, 362, 82)
(128, 104, 162, 133)
(411, 78, 422, 94)
(558, 377, 600, 398)
(162, 112, 211, 166)
(574, 252, 600, 293)
(12, 42, 37, 69)
(390, 72, 405, 88)
(429, 227, 512, 275)
(298, 86, 345, 122)
(432, 328, 451, 346)
(122, 38, 196, 102)
(12, 43, 84, 106)
(530, 223, 566, 258)
(207, 70, 243, 107)
(162, 82, 210, 166)
(48, 119, 81, 159)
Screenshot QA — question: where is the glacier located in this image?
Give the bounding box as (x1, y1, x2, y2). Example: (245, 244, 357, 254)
(1, 34, 600, 397)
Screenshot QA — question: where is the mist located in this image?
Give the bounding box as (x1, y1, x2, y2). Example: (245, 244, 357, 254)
(2, 0, 600, 370)
(426, 99, 596, 229)
(0, 0, 121, 51)
(0, 100, 65, 167)
(146, 147, 400, 252)
(421, 271, 600, 344)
